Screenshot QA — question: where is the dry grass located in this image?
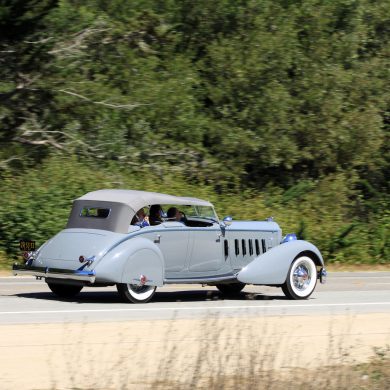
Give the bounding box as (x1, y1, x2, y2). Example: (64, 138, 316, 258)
(150, 347, 390, 390)
(1, 309, 389, 389)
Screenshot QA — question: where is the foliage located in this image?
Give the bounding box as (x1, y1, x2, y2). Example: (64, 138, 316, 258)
(0, 156, 388, 267)
(0, 0, 389, 265)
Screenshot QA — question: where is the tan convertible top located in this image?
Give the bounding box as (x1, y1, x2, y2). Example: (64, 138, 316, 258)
(77, 189, 213, 212)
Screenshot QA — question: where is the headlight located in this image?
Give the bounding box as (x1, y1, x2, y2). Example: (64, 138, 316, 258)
(281, 233, 297, 243)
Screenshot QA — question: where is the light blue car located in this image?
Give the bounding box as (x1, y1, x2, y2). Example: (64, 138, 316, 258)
(13, 189, 326, 303)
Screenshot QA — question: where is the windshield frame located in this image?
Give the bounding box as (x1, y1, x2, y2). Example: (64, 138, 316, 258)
(162, 204, 219, 222)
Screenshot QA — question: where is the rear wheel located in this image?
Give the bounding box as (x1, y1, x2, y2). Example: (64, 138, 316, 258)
(282, 255, 317, 300)
(117, 283, 156, 303)
(216, 282, 246, 295)
(47, 283, 83, 298)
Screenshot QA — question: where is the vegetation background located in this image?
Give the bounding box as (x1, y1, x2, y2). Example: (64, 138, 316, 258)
(0, 0, 388, 267)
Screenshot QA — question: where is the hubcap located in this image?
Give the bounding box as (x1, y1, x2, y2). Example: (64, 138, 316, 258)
(293, 264, 311, 291)
(128, 284, 154, 295)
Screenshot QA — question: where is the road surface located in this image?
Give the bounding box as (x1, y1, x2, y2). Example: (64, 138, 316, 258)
(0, 272, 389, 389)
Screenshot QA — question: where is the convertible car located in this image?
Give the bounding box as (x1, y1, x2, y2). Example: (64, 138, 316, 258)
(13, 189, 326, 303)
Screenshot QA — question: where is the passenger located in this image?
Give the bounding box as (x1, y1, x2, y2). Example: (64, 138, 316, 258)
(167, 207, 182, 222)
(149, 204, 163, 226)
(133, 208, 149, 227)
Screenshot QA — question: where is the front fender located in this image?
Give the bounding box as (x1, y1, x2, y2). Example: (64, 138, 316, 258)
(237, 240, 324, 285)
(93, 237, 164, 286)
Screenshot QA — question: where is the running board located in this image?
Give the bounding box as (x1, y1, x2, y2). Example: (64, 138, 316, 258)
(164, 273, 238, 284)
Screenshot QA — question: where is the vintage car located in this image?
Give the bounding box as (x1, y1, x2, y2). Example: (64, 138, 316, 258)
(13, 189, 326, 303)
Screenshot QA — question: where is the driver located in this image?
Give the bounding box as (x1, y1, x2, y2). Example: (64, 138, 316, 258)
(167, 207, 182, 222)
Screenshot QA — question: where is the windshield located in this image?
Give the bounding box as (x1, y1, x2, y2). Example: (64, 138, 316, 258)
(172, 205, 218, 221)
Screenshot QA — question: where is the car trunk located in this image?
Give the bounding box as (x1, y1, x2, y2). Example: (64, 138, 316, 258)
(36, 229, 121, 270)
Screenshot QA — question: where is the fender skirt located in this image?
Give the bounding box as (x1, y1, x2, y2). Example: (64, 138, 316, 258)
(237, 240, 324, 285)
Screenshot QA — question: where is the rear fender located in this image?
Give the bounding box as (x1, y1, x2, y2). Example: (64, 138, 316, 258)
(93, 237, 164, 286)
(237, 240, 324, 285)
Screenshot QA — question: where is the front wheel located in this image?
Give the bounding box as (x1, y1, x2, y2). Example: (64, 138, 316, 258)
(216, 282, 246, 295)
(282, 255, 317, 300)
(117, 283, 156, 303)
(47, 283, 83, 298)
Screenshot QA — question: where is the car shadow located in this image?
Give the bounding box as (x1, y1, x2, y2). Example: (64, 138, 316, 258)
(153, 290, 287, 302)
(15, 288, 288, 304)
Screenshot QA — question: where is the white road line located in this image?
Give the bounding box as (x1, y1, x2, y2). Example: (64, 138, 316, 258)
(0, 302, 390, 315)
(330, 276, 390, 279)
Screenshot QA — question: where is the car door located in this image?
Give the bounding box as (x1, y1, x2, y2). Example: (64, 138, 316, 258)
(187, 224, 224, 272)
(148, 222, 190, 272)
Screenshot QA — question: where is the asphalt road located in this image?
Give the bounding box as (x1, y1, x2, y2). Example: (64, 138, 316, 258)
(0, 272, 389, 324)
(1, 272, 389, 389)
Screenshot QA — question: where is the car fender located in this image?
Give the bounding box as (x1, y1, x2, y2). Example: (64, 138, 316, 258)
(93, 237, 165, 286)
(237, 240, 324, 285)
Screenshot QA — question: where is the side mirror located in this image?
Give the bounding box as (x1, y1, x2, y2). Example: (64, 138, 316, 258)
(222, 216, 233, 226)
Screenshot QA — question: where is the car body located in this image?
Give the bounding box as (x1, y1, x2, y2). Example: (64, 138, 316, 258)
(13, 189, 327, 302)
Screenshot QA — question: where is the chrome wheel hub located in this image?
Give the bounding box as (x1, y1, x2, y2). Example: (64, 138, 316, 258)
(293, 264, 311, 291)
(128, 284, 153, 294)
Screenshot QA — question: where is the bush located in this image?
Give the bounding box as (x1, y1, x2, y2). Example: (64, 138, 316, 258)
(1, 155, 388, 269)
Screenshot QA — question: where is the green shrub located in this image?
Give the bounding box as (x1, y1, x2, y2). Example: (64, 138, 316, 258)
(1, 156, 388, 269)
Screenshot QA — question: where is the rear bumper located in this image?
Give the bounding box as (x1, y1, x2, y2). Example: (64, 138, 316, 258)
(12, 263, 96, 283)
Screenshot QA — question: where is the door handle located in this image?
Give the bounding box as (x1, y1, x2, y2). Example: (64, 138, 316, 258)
(154, 234, 161, 244)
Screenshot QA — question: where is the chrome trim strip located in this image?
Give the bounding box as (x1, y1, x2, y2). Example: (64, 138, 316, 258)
(164, 273, 238, 284)
(12, 264, 96, 283)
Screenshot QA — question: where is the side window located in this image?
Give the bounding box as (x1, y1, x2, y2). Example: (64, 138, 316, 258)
(235, 239, 240, 256)
(255, 239, 260, 256)
(249, 239, 253, 256)
(242, 239, 246, 256)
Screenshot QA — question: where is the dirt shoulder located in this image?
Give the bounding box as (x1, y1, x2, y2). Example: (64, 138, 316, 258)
(0, 313, 389, 389)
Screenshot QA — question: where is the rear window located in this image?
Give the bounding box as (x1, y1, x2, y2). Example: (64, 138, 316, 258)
(80, 207, 110, 218)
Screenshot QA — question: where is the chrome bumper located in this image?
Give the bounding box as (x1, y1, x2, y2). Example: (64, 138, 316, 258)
(12, 264, 96, 283)
(318, 267, 327, 284)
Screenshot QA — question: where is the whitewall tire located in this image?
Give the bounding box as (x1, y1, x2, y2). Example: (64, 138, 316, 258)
(282, 256, 317, 300)
(117, 283, 156, 303)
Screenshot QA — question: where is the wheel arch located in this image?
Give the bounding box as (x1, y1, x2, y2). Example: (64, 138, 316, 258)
(237, 240, 324, 285)
(297, 250, 323, 268)
(93, 237, 165, 286)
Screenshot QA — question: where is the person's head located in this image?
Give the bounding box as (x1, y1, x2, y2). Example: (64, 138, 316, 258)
(149, 204, 162, 220)
(136, 208, 146, 220)
(167, 207, 181, 221)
